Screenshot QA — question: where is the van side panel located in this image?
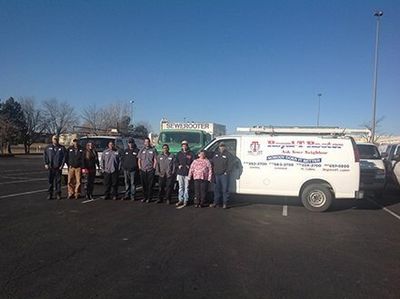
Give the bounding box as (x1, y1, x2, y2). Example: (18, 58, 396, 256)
(236, 135, 359, 198)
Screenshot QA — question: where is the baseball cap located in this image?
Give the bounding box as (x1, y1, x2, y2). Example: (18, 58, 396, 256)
(181, 140, 189, 145)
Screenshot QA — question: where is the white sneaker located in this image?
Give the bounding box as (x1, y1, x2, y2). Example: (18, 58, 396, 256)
(175, 201, 183, 207)
(176, 203, 187, 209)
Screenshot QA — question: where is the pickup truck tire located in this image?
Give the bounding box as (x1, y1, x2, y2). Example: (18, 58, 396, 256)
(301, 183, 333, 212)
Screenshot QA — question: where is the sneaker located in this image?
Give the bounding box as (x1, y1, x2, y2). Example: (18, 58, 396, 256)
(156, 199, 163, 204)
(112, 196, 118, 200)
(145, 199, 150, 203)
(56, 194, 61, 200)
(175, 201, 183, 207)
(67, 195, 73, 200)
(209, 203, 218, 208)
(47, 194, 53, 200)
(223, 204, 228, 209)
(177, 203, 187, 209)
(166, 200, 171, 205)
(75, 195, 80, 200)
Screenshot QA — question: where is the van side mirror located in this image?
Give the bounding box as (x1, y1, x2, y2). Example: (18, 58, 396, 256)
(393, 154, 400, 162)
(381, 152, 388, 158)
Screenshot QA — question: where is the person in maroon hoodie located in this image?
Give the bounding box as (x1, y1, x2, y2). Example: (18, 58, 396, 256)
(188, 150, 212, 208)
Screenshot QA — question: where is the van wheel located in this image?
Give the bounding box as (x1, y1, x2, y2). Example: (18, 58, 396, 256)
(301, 184, 333, 212)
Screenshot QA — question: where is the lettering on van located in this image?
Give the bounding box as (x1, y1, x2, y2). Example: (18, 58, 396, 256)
(267, 155, 322, 164)
(267, 140, 343, 149)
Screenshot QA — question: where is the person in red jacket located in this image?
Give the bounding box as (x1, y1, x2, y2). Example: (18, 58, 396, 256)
(188, 150, 212, 208)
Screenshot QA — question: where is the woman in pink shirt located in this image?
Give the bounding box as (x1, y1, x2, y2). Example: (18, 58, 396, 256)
(188, 150, 213, 208)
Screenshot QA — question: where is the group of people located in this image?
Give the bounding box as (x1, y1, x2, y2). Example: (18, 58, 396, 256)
(44, 135, 236, 209)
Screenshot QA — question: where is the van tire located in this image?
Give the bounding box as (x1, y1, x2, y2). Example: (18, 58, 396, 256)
(301, 183, 333, 212)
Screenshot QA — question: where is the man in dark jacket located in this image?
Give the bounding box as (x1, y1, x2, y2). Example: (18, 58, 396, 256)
(101, 141, 121, 200)
(138, 137, 157, 203)
(43, 135, 66, 200)
(66, 139, 84, 199)
(156, 144, 176, 204)
(121, 139, 139, 200)
(210, 142, 235, 209)
(175, 140, 195, 206)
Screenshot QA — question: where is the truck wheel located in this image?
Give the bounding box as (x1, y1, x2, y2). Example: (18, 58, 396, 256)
(301, 184, 333, 212)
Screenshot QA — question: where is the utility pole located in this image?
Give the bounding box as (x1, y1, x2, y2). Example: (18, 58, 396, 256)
(317, 93, 322, 127)
(371, 11, 383, 143)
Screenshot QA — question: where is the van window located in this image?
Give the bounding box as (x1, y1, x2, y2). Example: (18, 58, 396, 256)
(208, 139, 237, 156)
(80, 138, 115, 151)
(357, 144, 381, 160)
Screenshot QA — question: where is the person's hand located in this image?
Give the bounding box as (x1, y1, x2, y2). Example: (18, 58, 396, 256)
(44, 165, 49, 170)
(186, 165, 190, 169)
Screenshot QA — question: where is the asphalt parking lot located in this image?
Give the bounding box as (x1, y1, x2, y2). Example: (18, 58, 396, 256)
(1, 156, 399, 299)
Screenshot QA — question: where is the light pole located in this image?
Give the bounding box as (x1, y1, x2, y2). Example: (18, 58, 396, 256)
(317, 93, 322, 127)
(129, 100, 135, 127)
(371, 10, 383, 143)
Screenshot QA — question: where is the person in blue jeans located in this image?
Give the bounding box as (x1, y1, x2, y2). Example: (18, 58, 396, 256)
(175, 140, 195, 207)
(210, 143, 235, 209)
(121, 139, 139, 200)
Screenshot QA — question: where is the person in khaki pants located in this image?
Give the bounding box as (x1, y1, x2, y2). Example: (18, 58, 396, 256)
(66, 139, 84, 199)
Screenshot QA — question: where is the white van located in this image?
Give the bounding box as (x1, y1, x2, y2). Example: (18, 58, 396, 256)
(204, 131, 363, 212)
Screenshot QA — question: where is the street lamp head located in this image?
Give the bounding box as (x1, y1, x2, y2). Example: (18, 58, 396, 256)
(130, 100, 134, 104)
(317, 93, 322, 97)
(374, 11, 383, 17)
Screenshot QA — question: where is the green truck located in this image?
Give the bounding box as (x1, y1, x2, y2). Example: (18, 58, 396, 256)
(155, 120, 226, 155)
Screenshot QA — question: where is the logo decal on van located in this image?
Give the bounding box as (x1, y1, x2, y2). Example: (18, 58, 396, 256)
(248, 141, 263, 156)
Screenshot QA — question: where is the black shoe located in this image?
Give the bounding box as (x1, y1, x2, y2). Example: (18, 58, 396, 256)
(104, 195, 111, 200)
(141, 199, 146, 203)
(56, 194, 61, 200)
(166, 200, 171, 205)
(112, 196, 118, 200)
(223, 204, 228, 209)
(156, 199, 163, 204)
(47, 194, 53, 200)
(145, 199, 150, 203)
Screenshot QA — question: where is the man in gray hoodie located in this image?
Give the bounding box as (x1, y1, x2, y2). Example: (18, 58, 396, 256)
(156, 144, 176, 204)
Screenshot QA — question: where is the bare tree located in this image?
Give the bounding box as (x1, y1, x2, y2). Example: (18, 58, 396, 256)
(81, 101, 131, 134)
(361, 116, 385, 143)
(42, 99, 79, 136)
(81, 104, 102, 133)
(19, 97, 46, 154)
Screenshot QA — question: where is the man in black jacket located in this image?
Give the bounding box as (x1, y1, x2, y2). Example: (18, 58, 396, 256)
(210, 143, 235, 209)
(121, 139, 139, 200)
(175, 140, 195, 206)
(43, 135, 66, 200)
(66, 139, 84, 199)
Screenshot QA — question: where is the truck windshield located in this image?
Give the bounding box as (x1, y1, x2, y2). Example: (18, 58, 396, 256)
(357, 144, 381, 160)
(159, 132, 201, 144)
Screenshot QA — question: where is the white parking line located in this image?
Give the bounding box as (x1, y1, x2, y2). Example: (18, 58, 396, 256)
(82, 198, 101, 204)
(0, 189, 48, 199)
(367, 198, 400, 221)
(0, 178, 47, 185)
(282, 205, 288, 216)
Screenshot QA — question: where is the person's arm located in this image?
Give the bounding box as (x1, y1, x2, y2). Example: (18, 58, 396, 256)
(171, 155, 177, 176)
(155, 155, 160, 176)
(152, 151, 157, 169)
(207, 160, 213, 182)
(101, 150, 105, 171)
(188, 161, 195, 180)
(43, 146, 49, 169)
(60, 146, 66, 170)
(95, 151, 100, 168)
(137, 149, 142, 170)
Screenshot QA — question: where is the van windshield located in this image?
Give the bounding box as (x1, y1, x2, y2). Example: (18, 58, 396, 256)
(159, 132, 201, 144)
(357, 144, 381, 160)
